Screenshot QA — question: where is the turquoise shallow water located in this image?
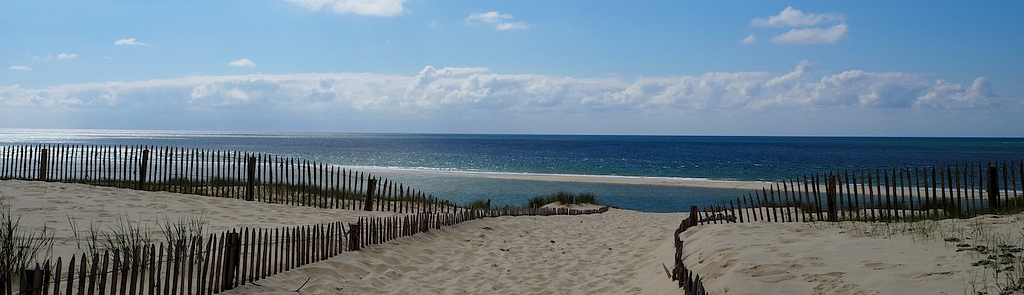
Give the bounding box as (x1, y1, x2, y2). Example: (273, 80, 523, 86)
(2, 129, 1022, 212)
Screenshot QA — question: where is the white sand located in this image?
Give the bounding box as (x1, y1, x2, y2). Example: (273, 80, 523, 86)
(0, 179, 405, 260)
(228, 209, 687, 294)
(681, 215, 1024, 294)
(4, 179, 1018, 294)
(0, 179, 686, 294)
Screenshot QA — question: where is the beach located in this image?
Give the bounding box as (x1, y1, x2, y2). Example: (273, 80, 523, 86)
(350, 166, 775, 190)
(2, 179, 1019, 294)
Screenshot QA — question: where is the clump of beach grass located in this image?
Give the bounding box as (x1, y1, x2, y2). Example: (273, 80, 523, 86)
(811, 214, 1024, 295)
(85, 214, 153, 263)
(464, 199, 491, 210)
(65, 211, 208, 265)
(527, 191, 600, 209)
(1, 193, 54, 284)
(159, 212, 208, 252)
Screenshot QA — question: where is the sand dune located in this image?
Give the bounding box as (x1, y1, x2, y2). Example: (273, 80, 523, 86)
(3, 179, 1018, 294)
(0, 179, 404, 260)
(680, 215, 1024, 294)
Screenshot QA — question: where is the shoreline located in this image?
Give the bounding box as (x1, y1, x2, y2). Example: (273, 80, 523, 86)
(343, 166, 775, 190)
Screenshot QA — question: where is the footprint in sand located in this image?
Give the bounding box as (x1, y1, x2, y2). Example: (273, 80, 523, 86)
(864, 262, 902, 270)
(803, 272, 875, 295)
(743, 264, 797, 283)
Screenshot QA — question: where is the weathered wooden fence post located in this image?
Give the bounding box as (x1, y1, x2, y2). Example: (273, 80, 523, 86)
(38, 148, 48, 181)
(688, 206, 698, 226)
(349, 220, 362, 251)
(222, 232, 241, 291)
(138, 149, 150, 190)
(988, 165, 1000, 213)
(363, 178, 377, 211)
(826, 174, 838, 222)
(19, 265, 46, 295)
(246, 156, 256, 201)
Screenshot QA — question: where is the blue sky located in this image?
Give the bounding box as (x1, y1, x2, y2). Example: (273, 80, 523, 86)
(2, 1, 1022, 136)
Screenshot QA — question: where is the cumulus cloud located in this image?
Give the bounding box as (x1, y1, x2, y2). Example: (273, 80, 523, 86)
(283, 0, 405, 17)
(228, 59, 256, 67)
(114, 38, 150, 46)
(751, 7, 847, 45)
(467, 11, 529, 31)
(751, 6, 845, 28)
(9, 66, 31, 71)
(914, 77, 995, 109)
(56, 53, 78, 60)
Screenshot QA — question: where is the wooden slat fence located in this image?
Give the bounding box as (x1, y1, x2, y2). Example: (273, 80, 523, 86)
(0, 144, 458, 214)
(694, 161, 1023, 224)
(6, 205, 609, 295)
(6, 221, 348, 295)
(670, 161, 1024, 294)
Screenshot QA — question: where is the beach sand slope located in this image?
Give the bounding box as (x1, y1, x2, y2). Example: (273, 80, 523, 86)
(679, 217, 1023, 294)
(226, 209, 688, 294)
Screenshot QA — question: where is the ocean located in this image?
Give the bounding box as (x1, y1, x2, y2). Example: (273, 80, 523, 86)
(1, 129, 1022, 212)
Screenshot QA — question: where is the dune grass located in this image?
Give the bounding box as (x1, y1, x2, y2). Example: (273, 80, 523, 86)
(464, 199, 492, 210)
(808, 215, 1024, 295)
(65, 211, 208, 265)
(0, 192, 54, 282)
(527, 191, 600, 209)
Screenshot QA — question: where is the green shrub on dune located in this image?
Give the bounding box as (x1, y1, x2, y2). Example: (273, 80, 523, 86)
(465, 199, 491, 210)
(527, 191, 600, 208)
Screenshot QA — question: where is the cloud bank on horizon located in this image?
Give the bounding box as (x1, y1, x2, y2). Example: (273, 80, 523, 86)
(1, 1, 1022, 136)
(0, 62, 1006, 135)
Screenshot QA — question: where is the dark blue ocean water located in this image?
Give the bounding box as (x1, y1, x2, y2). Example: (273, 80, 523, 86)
(2, 129, 1022, 212)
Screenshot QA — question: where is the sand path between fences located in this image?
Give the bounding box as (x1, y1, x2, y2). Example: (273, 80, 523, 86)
(3, 179, 1016, 294)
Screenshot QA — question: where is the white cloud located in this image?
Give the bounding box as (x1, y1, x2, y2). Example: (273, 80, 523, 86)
(772, 23, 848, 44)
(9, 66, 31, 71)
(467, 11, 529, 31)
(467, 11, 510, 24)
(114, 38, 150, 46)
(914, 77, 995, 109)
(56, 53, 78, 60)
(228, 59, 256, 67)
(496, 22, 529, 31)
(741, 34, 758, 45)
(750, 7, 847, 45)
(283, 0, 405, 17)
(0, 64, 1008, 133)
(752, 6, 845, 28)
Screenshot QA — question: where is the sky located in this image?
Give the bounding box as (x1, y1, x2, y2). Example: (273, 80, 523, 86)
(1, 1, 1023, 136)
